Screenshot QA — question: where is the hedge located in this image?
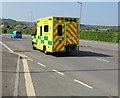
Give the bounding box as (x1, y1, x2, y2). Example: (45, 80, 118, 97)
(2, 28, 120, 43)
(2, 28, 35, 35)
(80, 31, 120, 43)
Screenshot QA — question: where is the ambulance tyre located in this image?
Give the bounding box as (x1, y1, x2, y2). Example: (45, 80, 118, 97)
(65, 51, 70, 55)
(33, 45, 36, 50)
(65, 48, 70, 55)
(43, 46, 48, 55)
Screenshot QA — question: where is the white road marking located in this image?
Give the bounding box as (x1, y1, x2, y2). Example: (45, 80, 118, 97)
(0, 41, 14, 53)
(0, 41, 35, 96)
(52, 69, 64, 76)
(102, 59, 110, 62)
(37, 62, 46, 68)
(28, 58, 33, 62)
(23, 59, 36, 96)
(0, 41, 27, 59)
(96, 58, 109, 62)
(74, 79, 93, 89)
(14, 52, 28, 59)
(13, 56, 20, 96)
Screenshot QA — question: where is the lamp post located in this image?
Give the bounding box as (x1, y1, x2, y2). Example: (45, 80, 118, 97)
(77, 2, 82, 25)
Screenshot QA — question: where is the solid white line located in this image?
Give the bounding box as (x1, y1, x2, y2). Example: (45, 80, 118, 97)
(37, 62, 46, 68)
(23, 59, 36, 96)
(74, 79, 93, 89)
(0, 41, 27, 58)
(96, 58, 109, 62)
(13, 56, 20, 96)
(0, 41, 36, 96)
(96, 58, 102, 61)
(52, 69, 64, 76)
(0, 41, 14, 53)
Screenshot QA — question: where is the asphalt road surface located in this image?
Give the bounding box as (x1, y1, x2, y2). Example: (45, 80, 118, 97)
(1, 34, 119, 97)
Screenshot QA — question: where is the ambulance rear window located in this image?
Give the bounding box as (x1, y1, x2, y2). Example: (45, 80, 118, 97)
(44, 25, 48, 32)
(58, 25, 62, 36)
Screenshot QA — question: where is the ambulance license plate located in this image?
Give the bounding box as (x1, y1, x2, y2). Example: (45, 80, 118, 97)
(70, 37, 74, 39)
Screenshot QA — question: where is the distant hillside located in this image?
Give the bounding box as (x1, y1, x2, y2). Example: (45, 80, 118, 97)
(0, 18, 17, 22)
(0, 18, 119, 32)
(0, 18, 35, 26)
(0, 18, 16, 25)
(80, 24, 118, 32)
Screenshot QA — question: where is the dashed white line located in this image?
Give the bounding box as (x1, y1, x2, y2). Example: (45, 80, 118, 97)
(28, 58, 33, 62)
(52, 69, 64, 76)
(102, 59, 110, 62)
(37, 62, 46, 68)
(96, 58, 109, 62)
(74, 79, 93, 89)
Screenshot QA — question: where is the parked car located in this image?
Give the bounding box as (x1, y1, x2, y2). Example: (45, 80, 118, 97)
(11, 31, 22, 38)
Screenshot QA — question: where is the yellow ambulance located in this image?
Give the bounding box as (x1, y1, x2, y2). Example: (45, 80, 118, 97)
(32, 16, 80, 54)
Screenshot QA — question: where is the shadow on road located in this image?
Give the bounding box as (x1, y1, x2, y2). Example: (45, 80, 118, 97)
(51, 50, 112, 57)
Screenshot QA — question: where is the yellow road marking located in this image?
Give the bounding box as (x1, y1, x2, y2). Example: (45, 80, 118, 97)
(23, 59, 36, 96)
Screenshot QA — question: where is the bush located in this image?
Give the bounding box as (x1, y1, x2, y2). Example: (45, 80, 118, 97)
(80, 31, 120, 43)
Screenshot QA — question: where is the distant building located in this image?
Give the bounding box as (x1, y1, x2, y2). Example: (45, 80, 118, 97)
(0, 24, 5, 28)
(27, 25, 36, 29)
(98, 28, 110, 31)
(5, 25, 13, 29)
(14, 25, 28, 29)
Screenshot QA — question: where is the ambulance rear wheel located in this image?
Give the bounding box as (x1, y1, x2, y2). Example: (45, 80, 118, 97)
(43, 46, 48, 54)
(33, 46, 36, 50)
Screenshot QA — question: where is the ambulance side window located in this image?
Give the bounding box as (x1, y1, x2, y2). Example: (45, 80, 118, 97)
(40, 26, 42, 36)
(44, 25, 48, 32)
(58, 25, 62, 36)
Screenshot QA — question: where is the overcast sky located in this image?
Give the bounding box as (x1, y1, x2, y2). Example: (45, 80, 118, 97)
(1, 1, 119, 26)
